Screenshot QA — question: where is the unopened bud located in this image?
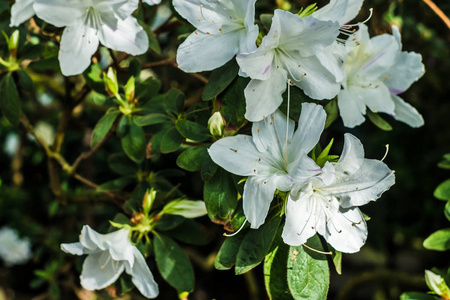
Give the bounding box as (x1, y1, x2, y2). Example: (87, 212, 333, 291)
(103, 67, 119, 96)
(143, 188, 157, 216)
(208, 112, 224, 138)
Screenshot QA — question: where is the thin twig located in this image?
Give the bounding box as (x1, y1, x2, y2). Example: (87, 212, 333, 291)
(423, 0, 450, 29)
(70, 130, 113, 173)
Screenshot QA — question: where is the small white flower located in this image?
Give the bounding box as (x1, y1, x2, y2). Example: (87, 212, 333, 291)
(61, 225, 158, 299)
(337, 24, 424, 128)
(236, 9, 341, 121)
(313, 0, 364, 26)
(10, 0, 35, 27)
(33, 0, 149, 76)
(282, 134, 395, 253)
(173, 0, 259, 73)
(209, 103, 327, 229)
(0, 227, 32, 266)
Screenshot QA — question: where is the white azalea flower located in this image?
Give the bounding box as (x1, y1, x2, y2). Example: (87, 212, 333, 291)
(61, 225, 159, 299)
(337, 24, 424, 128)
(282, 133, 395, 253)
(173, 0, 259, 73)
(143, 0, 161, 5)
(208, 103, 327, 229)
(33, 0, 149, 76)
(0, 227, 33, 266)
(10, 0, 35, 27)
(313, 0, 364, 26)
(236, 9, 341, 122)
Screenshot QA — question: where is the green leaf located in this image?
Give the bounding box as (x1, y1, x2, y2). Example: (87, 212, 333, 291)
(167, 219, 212, 245)
(316, 138, 334, 168)
(287, 235, 330, 300)
(366, 110, 393, 131)
(279, 87, 309, 121)
(121, 118, 146, 163)
(434, 179, 450, 201)
(264, 231, 295, 300)
(17, 70, 33, 90)
(83, 63, 105, 93)
(438, 154, 450, 169)
(136, 77, 161, 104)
(201, 154, 218, 181)
(117, 114, 130, 138)
(91, 109, 120, 148)
(160, 126, 184, 154)
(215, 234, 246, 270)
(176, 145, 209, 172)
(176, 119, 211, 142)
(445, 201, 450, 222)
(154, 215, 185, 231)
(108, 153, 139, 176)
(329, 244, 342, 275)
(138, 20, 161, 54)
(134, 113, 172, 126)
(324, 99, 338, 128)
(154, 234, 195, 292)
(423, 228, 450, 251)
(0, 73, 21, 126)
(235, 216, 281, 275)
(163, 89, 185, 117)
(49, 282, 60, 299)
(203, 168, 238, 222)
(125, 180, 151, 212)
(220, 77, 249, 126)
(400, 292, 439, 300)
(202, 59, 239, 101)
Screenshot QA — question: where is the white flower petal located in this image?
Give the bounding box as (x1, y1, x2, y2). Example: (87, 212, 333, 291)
(319, 205, 367, 253)
(385, 50, 424, 94)
(290, 54, 341, 100)
(334, 133, 365, 175)
(353, 83, 395, 115)
(208, 135, 279, 177)
(236, 49, 275, 81)
(243, 176, 279, 229)
(144, 0, 162, 5)
(282, 191, 320, 246)
(288, 103, 326, 160)
(10, 0, 35, 27)
(244, 68, 287, 122)
(98, 15, 149, 56)
(110, 0, 139, 19)
(80, 251, 125, 290)
(277, 13, 339, 56)
(33, 0, 85, 27)
(341, 0, 364, 25)
(173, 0, 230, 31)
(289, 155, 322, 196)
(80, 225, 102, 251)
(391, 94, 424, 128)
(61, 242, 84, 255)
(251, 110, 294, 162)
(322, 159, 395, 208)
(125, 248, 159, 298)
(312, 0, 349, 24)
(337, 87, 366, 128)
(58, 25, 99, 76)
(177, 30, 240, 72)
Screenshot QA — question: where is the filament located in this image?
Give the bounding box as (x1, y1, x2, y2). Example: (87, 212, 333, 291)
(223, 219, 247, 237)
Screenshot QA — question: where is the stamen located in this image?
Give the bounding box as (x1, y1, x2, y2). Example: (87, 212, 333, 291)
(381, 144, 389, 162)
(302, 243, 333, 255)
(224, 219, 247, 237)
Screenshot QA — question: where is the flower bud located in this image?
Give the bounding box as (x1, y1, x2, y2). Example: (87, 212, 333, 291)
(103, 67, 119, 96)
(162, 199, 207, 219)
(208, 112, 224, 138)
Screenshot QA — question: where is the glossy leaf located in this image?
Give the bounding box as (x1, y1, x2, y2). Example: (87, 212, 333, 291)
(167, 219, 212, 245)
(423, 229, 450, 251)
(445, 201, 450, 222)
(121, 118, 146, 163)
(235, 216, 281, 275)
(107, 153, 139, 176)
(176, 145, 209, 172)
(0, 73, 21, 126)
(264, 231, 295, 300)
(215, 234, 246, 270)
(400, 293, 438, 300)
(367, 110, 393, 131)
(98, 176, 135, 192)
(287, 235, 330, 300)
(91, 109, 120, 148)
(160, 127, 184, 154)
(220, 77, 249, 126)
(203, 168, 238, 222)
(154, 234, 195, 292)
(163, 89, 185, 117)
(134, 113, 172, 126)
(324, 99, 338, 128)
(203, 59, 239, 101)
(176, 119, 210, 142)
(434, 179, 450, 201)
